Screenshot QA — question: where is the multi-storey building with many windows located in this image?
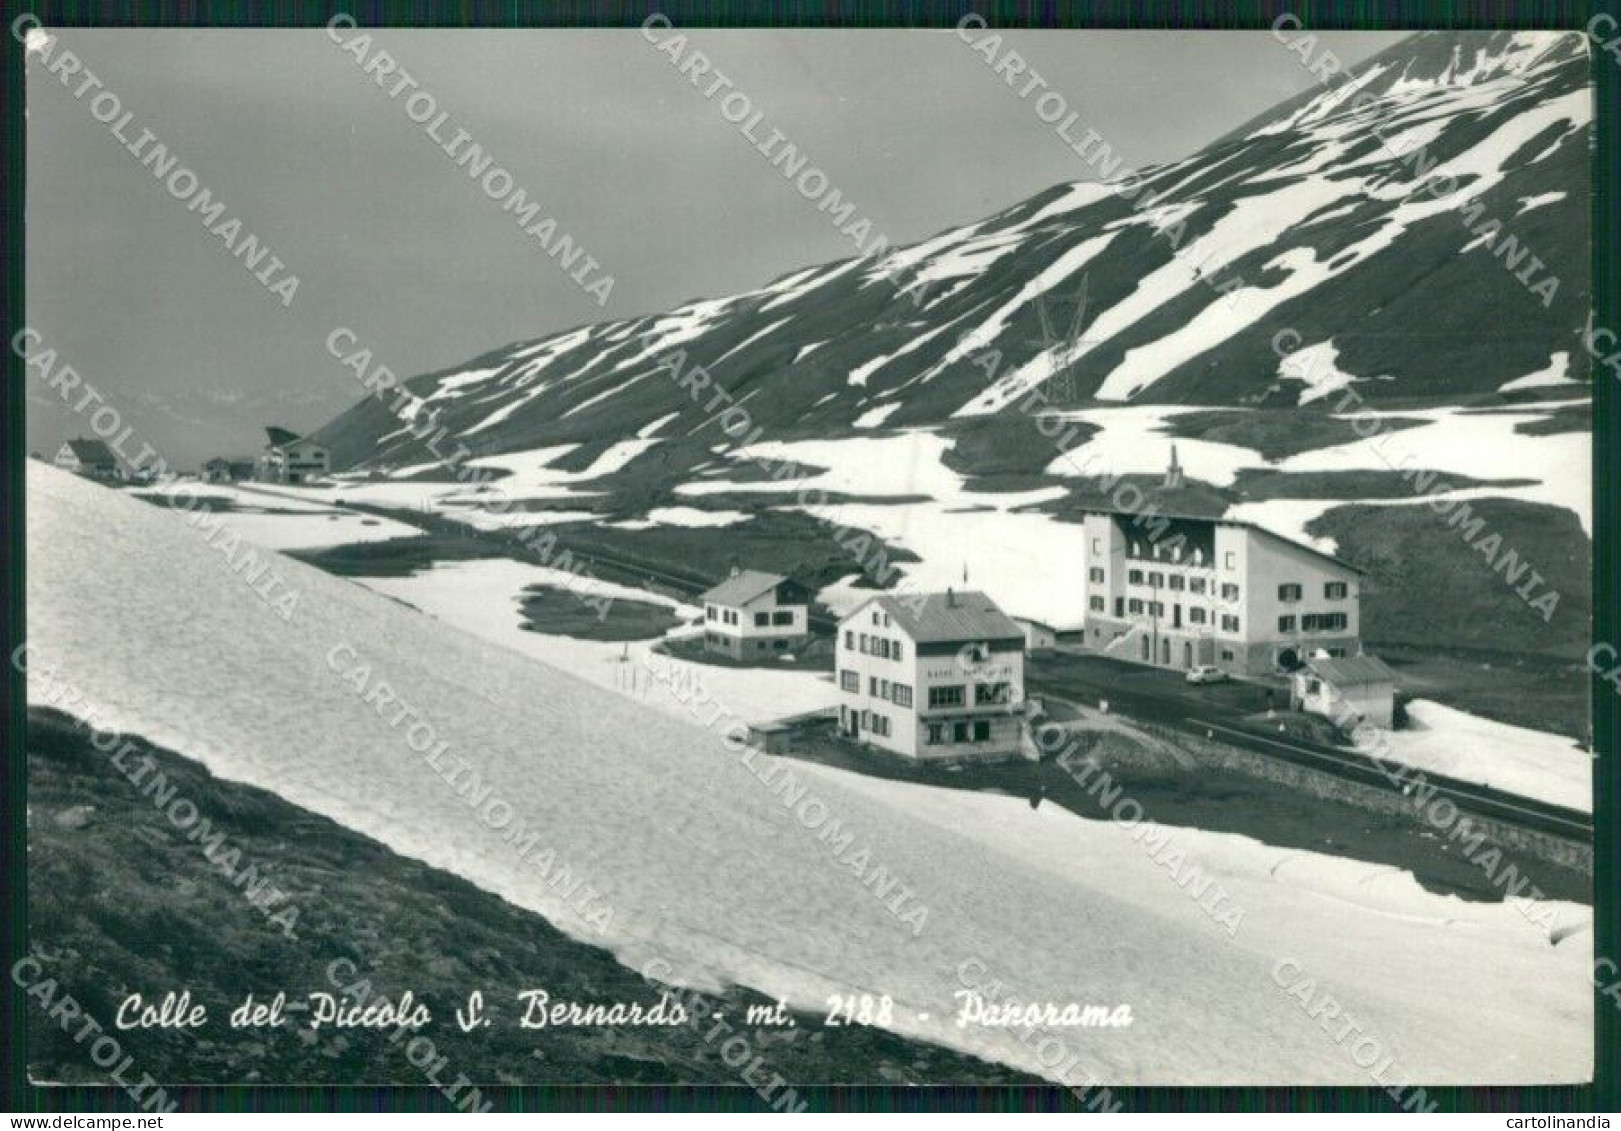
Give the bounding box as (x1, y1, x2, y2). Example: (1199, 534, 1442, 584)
(835, 590, 1029, 761)
(1080, 511, 1363, 677)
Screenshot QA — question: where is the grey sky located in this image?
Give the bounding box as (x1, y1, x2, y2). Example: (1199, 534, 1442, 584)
(25, 27, 1405, 466)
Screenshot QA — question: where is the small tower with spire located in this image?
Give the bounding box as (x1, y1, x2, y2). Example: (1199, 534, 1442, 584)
(1163, 444, 1185, 490)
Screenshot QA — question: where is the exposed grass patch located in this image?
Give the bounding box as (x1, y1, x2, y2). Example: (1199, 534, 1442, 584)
(1308, 497, 1590, 663)
(1164, 409, 1426, 461)
(656, 633, 834, 672)
(520, 585, 681, 641)
(1514, 401, 1590, 436)
(287, 535, 508, 578)
(1231, 468, 1537, 500)
(939, 414, 1101, 479)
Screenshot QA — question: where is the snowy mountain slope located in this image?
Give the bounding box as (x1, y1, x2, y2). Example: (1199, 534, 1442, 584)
(312, 31, 1591, 474)
(26, 465, 1592, 1082)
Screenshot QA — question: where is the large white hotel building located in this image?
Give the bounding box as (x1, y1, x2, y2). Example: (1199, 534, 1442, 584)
(1078, 510, 1364, 677)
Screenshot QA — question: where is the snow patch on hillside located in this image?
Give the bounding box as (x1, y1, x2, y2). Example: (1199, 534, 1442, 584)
(1499, 351, 1577, 392)
(1277, 340, 1380, 404)
(25, 465, 1592, 1084)
(1380, 699, 1589, 811)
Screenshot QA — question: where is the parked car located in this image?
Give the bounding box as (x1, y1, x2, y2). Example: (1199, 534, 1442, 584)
(1186, 665, 1228, 685)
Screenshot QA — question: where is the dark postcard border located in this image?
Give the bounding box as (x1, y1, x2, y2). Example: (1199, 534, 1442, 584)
(1, 0, 1615, 1114)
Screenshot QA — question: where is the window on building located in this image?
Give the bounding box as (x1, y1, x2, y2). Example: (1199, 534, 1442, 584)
(1190, 578, 1206, 594)
(706, 606, 716, 621)
(869, 676, 879, 696)
(973, 720, 990, 742)
(883, 613, 891, 627)
(1148, 572, 1164, 587)
(929, 685, 965, 709)
(952, 722, 970, 743)
(1169, 576, 1185, 591)
(1089, 596, 1105, 612)
(1224, 552, 1236, 569)
(1325, 582, 1348, 599)
(926, 723, 945, 745)
(1089, 567, 1105, 583)
(871, 714, 890, 737)
(1128, 569, 1144, 584)
(1091, 537, 1101, 555)
(755, 612, 770, 627)
(892, 683, 913, 708)
(774, 639, 787, 650)
(1278, 615, 1296, 632)
(1304, 612, 1348, 631)
(772, 610, 793, 625)
(840, 670, 858, 692)
(1221, 614, 1240, 632)
(844, 630, 853, 648)
(1221, 583, 1239, 600)
(1189, 607, 1207, 625)
(859, 633, 869, 652)
(860, 710, 870, 729)
(872, 611, 881, 625)
(1278, 584, 1302, 601)
(893, 641, 904, 662)
(1149, 601, 1165, 617)
(975, 682, 1010, 705)
(1221, 648, 1235, 661)
(1128, 599, 1143, 615)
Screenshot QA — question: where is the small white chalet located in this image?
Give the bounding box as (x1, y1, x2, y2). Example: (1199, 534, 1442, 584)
(699, 569, 811, 659)
(259, 427, 330, 485)
(53, 438, 120, 480)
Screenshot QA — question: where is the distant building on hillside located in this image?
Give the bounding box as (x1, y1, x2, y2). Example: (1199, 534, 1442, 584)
(699, 569, 811, 659)
(204, 457, 256, 483)
(1291, 653, 1397, 730)
(258, 427, 330, 484)
(1014, 616, 1058, 652)
(53, 438, 120, 480)
(1081, 508, 1363, 677)
(836, 590, 1030, 762)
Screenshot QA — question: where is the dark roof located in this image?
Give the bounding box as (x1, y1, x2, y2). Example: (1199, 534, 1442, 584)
(203, 457, 232, 468)
(63, 438, 117, 465)
(1082, 508, 1364, 575)
(1304, 654, 1396, 686)
(859, 590, 1023, 644)
(700, 570, 795, 607)
(265, 426, 302, 447)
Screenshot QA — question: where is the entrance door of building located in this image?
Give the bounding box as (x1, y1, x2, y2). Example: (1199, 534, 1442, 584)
(1183, 641, 1193, 668)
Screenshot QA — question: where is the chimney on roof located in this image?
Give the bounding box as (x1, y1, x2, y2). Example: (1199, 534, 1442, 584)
(946, 587, 957, 607)
(1164, 444, 1184, 490)
(728, 559, 740, 577)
